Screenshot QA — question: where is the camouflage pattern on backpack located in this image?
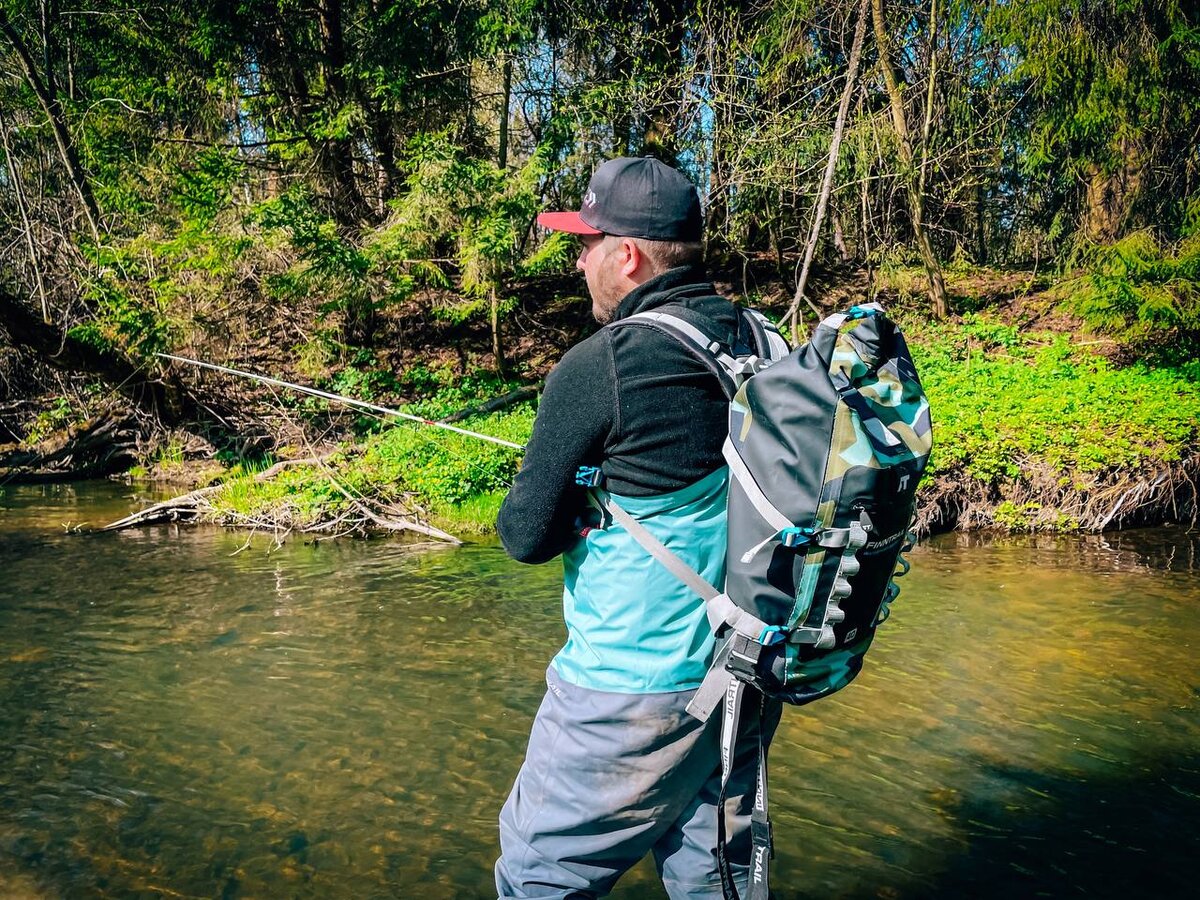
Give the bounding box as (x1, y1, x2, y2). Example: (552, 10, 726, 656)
(721, 303, 932, 704)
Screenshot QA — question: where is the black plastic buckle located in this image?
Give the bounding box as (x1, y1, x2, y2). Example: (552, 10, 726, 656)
(750, 817, 774, 856)
(725, 633, 763, 680)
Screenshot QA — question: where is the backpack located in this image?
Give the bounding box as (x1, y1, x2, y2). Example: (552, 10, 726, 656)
(586, 301, 932, 900)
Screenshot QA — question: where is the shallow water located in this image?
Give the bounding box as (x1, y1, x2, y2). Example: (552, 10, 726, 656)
(1, 481, 1197, 898)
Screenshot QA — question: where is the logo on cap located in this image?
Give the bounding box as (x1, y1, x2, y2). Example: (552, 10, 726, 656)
(584, 189, 597, 209)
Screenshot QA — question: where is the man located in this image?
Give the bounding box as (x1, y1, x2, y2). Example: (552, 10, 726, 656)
(495, 157, 781, 899)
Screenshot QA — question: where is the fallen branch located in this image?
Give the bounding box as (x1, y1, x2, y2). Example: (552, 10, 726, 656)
(103, 458, 319, 530)
(102, 455, 464, 544)
(308, 456, 462, 544)
(440, 384, 541, 423)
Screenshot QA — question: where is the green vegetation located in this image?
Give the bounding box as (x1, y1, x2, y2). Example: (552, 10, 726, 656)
(1, 2, 1197, 534)
(205, 383, 534, 535)
(908, 313, 1198, 480)
(901, 306, 1198, 531)
(1059, 233, 1200, 347)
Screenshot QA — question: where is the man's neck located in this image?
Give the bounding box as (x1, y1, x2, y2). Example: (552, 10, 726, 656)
(611, 265, 713, 322)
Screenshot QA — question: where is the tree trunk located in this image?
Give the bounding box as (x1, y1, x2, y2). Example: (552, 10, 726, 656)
(316, 0, 370, 223)
(871, 0, 949, 318)
(641, 0, 686, 161)
(0, 9, 99, 241)
(975, 181, 988, 264)
(833, 212, 850, 262)
(0, 286, 241, 443)
(785, 0, 870, 338)
(499, 54, 512, 170)
(1084, 137, 1144, 243)
(0, 110, 50, 322)
(490, 287, 506, 377)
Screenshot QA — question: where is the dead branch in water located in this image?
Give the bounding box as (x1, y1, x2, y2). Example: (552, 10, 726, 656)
(103, 458, 322, 530)
(102, 455, 462, 544)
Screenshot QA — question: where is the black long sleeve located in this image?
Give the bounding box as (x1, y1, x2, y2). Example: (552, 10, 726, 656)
(496, 266, 752, 565)
(496, 335, 616, 563)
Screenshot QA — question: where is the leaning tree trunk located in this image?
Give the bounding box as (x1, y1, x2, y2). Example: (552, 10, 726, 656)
(785, 0, 871, 340)
(0, 286, 243, 444)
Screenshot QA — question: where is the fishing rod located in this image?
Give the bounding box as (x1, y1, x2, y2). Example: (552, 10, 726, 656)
(156, 353, 527, 451)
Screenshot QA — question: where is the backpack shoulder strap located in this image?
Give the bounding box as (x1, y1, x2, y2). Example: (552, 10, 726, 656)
(742, 308, 790, 362)
(609, 310, 740, 397)
(610, 307, 783, 398)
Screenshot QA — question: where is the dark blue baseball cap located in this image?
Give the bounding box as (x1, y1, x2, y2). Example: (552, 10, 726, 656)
(538, 157, 703, 242)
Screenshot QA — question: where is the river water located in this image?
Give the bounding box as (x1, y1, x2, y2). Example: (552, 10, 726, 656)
(1, 481, 1197, 898)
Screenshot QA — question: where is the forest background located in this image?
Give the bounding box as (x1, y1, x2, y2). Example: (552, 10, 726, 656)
(0, 0, 1198, 539)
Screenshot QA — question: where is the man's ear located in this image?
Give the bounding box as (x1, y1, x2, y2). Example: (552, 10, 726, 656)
(618, 238, 642, 279)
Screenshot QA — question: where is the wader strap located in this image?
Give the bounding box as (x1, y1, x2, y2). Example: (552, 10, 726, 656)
(715, 677, 774, 900)
(686, 642, 734, 722)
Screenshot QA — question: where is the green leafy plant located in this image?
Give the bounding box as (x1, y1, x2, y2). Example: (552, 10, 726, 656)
(1060, 232, 1200, 339)
(24, 397, 77, 445)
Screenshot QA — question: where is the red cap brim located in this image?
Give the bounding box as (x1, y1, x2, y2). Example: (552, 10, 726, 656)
(537, 211, 603, 235)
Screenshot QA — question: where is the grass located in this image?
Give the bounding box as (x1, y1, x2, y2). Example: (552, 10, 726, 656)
(203, 395, 533, 535)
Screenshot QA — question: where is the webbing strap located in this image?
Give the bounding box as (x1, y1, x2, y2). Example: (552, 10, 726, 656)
(623, 311, 743, 383)
(833, 377, 908, 456)
(723, 438, 792, 534)
(716, 677, 747, 900)
(587, 490, 719, 602)
(748, 720, 772, 900)
(590, 489, 773, 638)
(819, 301, 885, 333)
(715, 678, 774, 900)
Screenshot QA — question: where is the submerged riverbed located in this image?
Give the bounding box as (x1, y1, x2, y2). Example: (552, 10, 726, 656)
(1, 481, 1197, 898)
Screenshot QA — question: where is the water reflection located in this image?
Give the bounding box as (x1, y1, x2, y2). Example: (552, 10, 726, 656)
(1, 482, 1197, 898)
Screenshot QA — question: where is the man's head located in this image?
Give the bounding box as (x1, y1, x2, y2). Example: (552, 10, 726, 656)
(538, 157, 704, 323)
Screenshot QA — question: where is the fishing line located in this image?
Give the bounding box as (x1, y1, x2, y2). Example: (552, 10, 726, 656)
(157, 354, 527, 450)
(157, 352, 529, 490)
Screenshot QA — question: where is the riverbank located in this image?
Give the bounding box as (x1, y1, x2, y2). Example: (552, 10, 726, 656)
(99, 265, 1199, 540)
